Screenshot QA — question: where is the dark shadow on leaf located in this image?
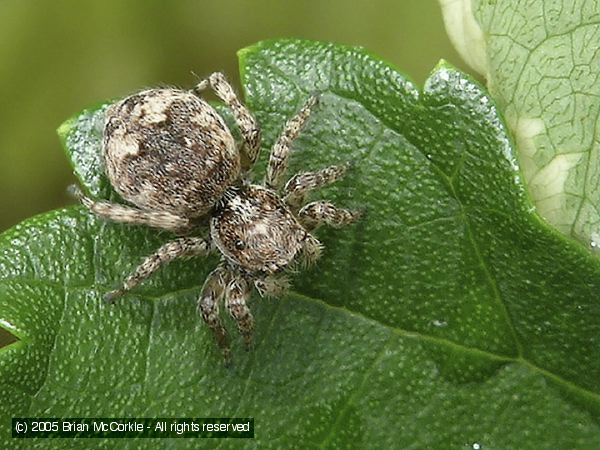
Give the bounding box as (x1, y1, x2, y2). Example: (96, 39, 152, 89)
(0, 326, 18, 350)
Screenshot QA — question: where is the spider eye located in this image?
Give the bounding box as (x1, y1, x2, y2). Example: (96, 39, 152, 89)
(234, 239, 246, 250)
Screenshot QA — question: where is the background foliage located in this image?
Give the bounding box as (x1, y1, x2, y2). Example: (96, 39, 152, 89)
(441, 0, 600, 254)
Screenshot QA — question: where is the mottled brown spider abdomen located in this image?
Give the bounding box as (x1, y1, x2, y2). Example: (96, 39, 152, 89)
(103, 88, 240, 218)
(211, 185, 307, 274)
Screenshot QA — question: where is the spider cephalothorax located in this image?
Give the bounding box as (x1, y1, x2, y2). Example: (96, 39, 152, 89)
(211, 185, 311, 274)
(71, 72, 359, 360)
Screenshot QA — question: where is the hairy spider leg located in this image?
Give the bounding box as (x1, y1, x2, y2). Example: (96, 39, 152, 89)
(298, 201, 361, 231)
(195, 72, 261, 170)
(198, 264, 232, 361)
(265, 95, 318, 190)
(225, 275, 254, 349)
(104, 237, 211, 303)
(254, 274, 291, 298)
(69, 185, 190, 234)
(284, 163, 349, 210)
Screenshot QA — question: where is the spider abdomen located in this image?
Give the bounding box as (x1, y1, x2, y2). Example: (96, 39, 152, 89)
(103, 88, 240, 218)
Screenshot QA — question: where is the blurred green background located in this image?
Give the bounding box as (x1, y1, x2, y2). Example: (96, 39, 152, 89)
(0, 0, 467, 233)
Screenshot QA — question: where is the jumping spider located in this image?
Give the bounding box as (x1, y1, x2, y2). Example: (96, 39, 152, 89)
(70, 72, 359, 360)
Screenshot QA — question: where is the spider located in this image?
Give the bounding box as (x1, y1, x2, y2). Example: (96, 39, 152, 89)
(70, 72, 360, 360)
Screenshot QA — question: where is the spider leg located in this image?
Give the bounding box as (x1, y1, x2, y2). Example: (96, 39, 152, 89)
(265, 95, 318, 190)
(69, 185, 190, 233)
(194, 72, 261, 170)
(104, 237, 211, 303)
(198, 263, 232, 361)
(284, 163, 349, 209)
(297, 233, 323, 267)
(225, 275, 254, 350)
(254, 274, 291, 298)
(298, 201, 361, 231)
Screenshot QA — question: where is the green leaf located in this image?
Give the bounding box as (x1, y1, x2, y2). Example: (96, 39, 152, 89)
(440, 0, 600, 255)
(1, 39, 600, 449)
